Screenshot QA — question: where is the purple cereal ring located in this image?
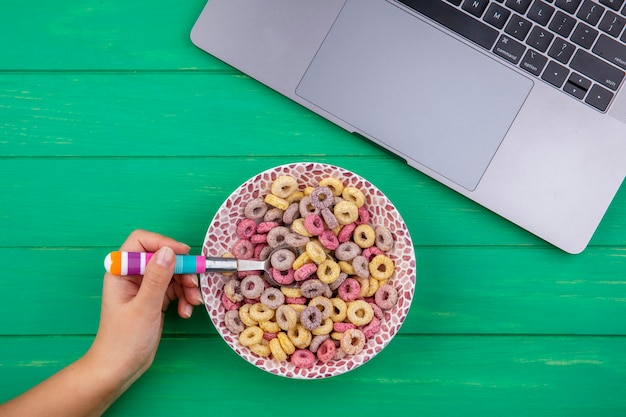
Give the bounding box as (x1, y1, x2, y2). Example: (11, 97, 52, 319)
(352, 255, 370, 279)
(260, 287, 285, 310)
(335, 241, 361, 261)
(309, 334, 330, 354)
(316, 338, 336, 363)
(294, 262, 317, 282)
(250, 233, 267, 244)
(232, 239, 254, 259)
(304, 213, 325, 236)
(267, 226, 290, 248)
(299, 195, 319, 217)
(221, 292, 241, 311)
(337, 222, 357, 243)
(244, 197, 268, 220)
(271, 267, 295, 285)
(240, 275, 265, 299)
(257, 221, 280, 234)
(320, 207, 339, 230)
(375, 284, 398, 310)
(333, 322, 356, 332)
(282, 202, 301, 225)
(258, 245, 273, 261)
(362, 246, 383, 260)
(236, 218, 257, 240)
(329, 272, 348, 291)
(263, 208, 284, 223)
(356, 206, 371, 225)
(375, 226, 395, 251)
(300, 306, 323, 330)
(291, 349, 316, 369)
(300, 279, 330, 299)
(224, 309, 245, 334)
(318, 229, 339, 250)
(338, 278, 361, 301)
(270, 248, 296, 271)
(310, 186, 334, 209)
(285, 232, 310, 249)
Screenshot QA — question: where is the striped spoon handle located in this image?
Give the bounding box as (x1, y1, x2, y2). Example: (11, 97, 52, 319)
(104, 251, 206, 275)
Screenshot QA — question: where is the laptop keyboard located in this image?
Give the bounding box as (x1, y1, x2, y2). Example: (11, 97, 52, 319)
(398, 0, 626, 112)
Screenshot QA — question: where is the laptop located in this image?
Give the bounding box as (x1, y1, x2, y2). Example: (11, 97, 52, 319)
(191, 0, 626, 254)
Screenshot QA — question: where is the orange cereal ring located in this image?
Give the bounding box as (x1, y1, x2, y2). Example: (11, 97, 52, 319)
(288, 323, 312, 349)
(277, 331, 296, 355)
(275, 305, 298, 331)
(319, 177, 344, 196)
(271, 175, 298, 199)
(347, 300, 374, 326)
(305, 240, 327, 264)
(340, 328, 366, 355)
(333, 200, 359, 225)
(317, 259, 340, 284)
(341, 187, 366, 207)
(239, 326, 263, 347)
(329, 297, 348, 322)
(264, 194, 289, 210)
(269, 337, 288, 362)
(368, 254, 395, 280)
(249, 303, 275, 322)
(353, 224, 376, 248)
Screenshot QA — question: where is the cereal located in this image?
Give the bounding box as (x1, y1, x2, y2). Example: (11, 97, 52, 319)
(277, 331, 296, 355)
(342, 187, 366, 207)
(224, 309, 245, 334)
(316, 259, 340, 284)
(320, 207, 339, 230)
(238, 304, 258, 327)
(285, 232, 310, 248)
(249, 340, 271, 357)
(270, 267, 295, 286)
(259, 320, 281, 334)
(265, 194, 290, 210)
(369, 254, 395, 280)
(221, 293, 241, 311)
(291, 349, 315, 369)
(309, 186, 334, 209)
(340, 328, 366, 355)
(267, 226, 290, 248)
(299, 195, 319, 217)
(374, 284, 398, 310)
(335, 241, 361, 261)
(309, 334, 330, 353)
(223, 279, 244, 303)
(288, 323, 313, 349)
(303, 213, 325, 235)
(240, 275, 265, 299)
(270, 248, 296, 271)
(291, 218, 313, 237)
(271, 175, 298, 198)
(269, 337, 288, 362)
(300, 306, 323, 331)
(337, 222, 357, 243)
(275, 304, 298, 331)
(294, 262, 317, 282)
(244, 197, 268, 220)
(346, 300, 374, 326)
(319, 177, 344, 196)
(263, 208, 284, 223)
(232, 239, 254, 259)
(309, 296, 333, 319)
(249, 303, 275, 322)
(236, 218, 257, 239)
(329, 297, 348, 322)
(316, 338, 337, 363)
(239, 326, 263, 347)
(305, 240, 327, 264)
(301, 279, 329, 299)
(338, 278, 360, 302)
(353, 224, 376, 248)
(282, 203, 300, 225)
(334, 200, 359, 225)
(375, 226, 394, 251)
(351, 255, 370, 279)
(312, 318, 333, 336)
(260, 287, 285, 310)
(318, 229, 339, 250)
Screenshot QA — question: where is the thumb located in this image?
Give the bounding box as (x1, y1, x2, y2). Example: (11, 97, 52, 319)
(137, 246, 176, 311)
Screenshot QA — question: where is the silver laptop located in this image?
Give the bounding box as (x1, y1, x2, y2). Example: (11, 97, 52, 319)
(191, 0, 626, 254)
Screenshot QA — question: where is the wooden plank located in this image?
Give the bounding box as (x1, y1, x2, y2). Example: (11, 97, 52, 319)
(0, 0, 220, 70)
(1, 247, 624, 336)
(1, 336, 625, 416)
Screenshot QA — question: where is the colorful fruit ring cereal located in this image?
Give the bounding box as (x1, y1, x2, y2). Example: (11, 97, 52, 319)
(338, 278, 361, 302)
(375, 226, 395, 251)
(260, 287, 285, 310)
(271, 175, 299, 198)
(275, 304, 298, 331)
(300, 305, 323, 331)
(340, 328, 366, 355)
(294, 262, 317, 282)
(334, 200, 359, 225)
(277, 331, 296, 355)
(309, 296, 333, 319)
(316, 338, 337, 363)
(318, 229, 339, 250)
(282, 203, 300, 225)
(333, 322, 356, 333)
(291, 218, 313, 237)
(312, 318, 334, 336)
(256, 221, 279, 234)
(280, 286, 302, 299)
(335, 241, 361, 261)
(337, 222, 357, 243)
(236, 218, 257, 239)
(232, 239, 254, 259)
(329, 272, 348, 291)
(362, 246, 383, 260)
(309, 186, 334, 209)
(286, 190, 305, 204)
(249, 340, 271, 357)
(320, 207, 339, 230)
(351, 255, 370, 279)
(285, 232, 310, 248)
(346, 300, 374, 327)
(240, 275, 265, 299)
(361, 316, 381, 340)
(368, 254, 395, 280)
(353, 224, 376, 248)
(365, 277, 379, 298)
(224, 309, 245, 334)
(270, 248, 296, 271)
(319, 177, 344, 196)
(244, 197, 268, 220)
(239, 326, 264, 347)
(250, 234, 267, 244)
(316, 259, 340, 284)
(263, 208, 284, 223)
(309, 334, 330, 353)
(249, 303, 275, 322)
(329, 297, 348, 322)
(342, 186, 366, 207)
(223, 279, 244, 303)
(305, 240, 327, 264)
(288, 323, 313, 349)
(299, 195, 319, 217)
(267, 226, 290, 248)
(355, 277, 370, 299)
(269, 337, 288, 362)
(374, 284, 399, 310)
(221, 293, 241, 311)
(356, 206, 370, 225)
(303, 213, 325, 235)
(270, 267, 295, 286)
(265, 193, 290, 210)
(238, 304, 258, 327)
(291, 349, 316, 369)
(259, 320, 281, 334)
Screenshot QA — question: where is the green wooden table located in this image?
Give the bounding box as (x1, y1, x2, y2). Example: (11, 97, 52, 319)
(2, 1, 625, 415)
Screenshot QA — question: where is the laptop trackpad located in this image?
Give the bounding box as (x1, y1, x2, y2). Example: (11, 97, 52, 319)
(295, 1, 533, 191)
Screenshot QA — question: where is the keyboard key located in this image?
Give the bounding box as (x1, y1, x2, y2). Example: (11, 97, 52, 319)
(542, 60, 570, 87)
(528, 1, 556, 25)
(555, 0, 583, 14)
(599, 11, 626, 37)
(585, 84, 614, 111)
(505, 0, 533, 14)
(527, 26, 555, 51)
(494, 34, 527, 63)
(570, 49, 625, 90)
(398, 0, 499, 49)
(599, 0, 625, 11)
(577, 0, 606, 25)
(548, 37, 577, 63)
(571, 22, 599, 49)
(484, 3, 511, 28)
(447, 0, 463, 5)
(520, 48, 549, 74)
(569, 72, 593, 89)
(549, 11, 577, 37)
(563, 80, 588, 98)
(462, 0, 490, 17)
(505, 14, 533, 40)
(593, 34, 626, 70)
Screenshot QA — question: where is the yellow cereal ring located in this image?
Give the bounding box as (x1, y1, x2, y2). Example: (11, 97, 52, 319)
(285, 190, 305, 203)
(317, 259, 340, 284)
(249, 303, 275, 322)
(303, 186, 315, 196)
(292, 252, 313, 271)
(239, 304, 258, 327)
(269, 337, 288, 362)
(309, 296, 333, 319)
(259, 320, 281, 333)
(264, 194, 289, 210)
(329, 297, 348, 322)
(277, 331, 296, 355)
(306, 240, 327, 264)
(291, 218, 313, 237)
(239, 326, 263, 347)
(330, 331, 344, 341)
(355, 276, 370, 298)
(271, 175, 299, 199)
(353, 224, 376, 248)
(334, 200, 359, 225)
(338, 260, 355, 275)
(288, 323, 312, 349)
(312, 317, 334, 336)
(275, 305, 298, 331)
(347, 300, 374, 326)
(365, 276, 379, 298)
(319, 177, 344, 197)
(342, 187, 366, 207)
(369, 254, 395, 280)
(249, 339, 271, 357)
(281, 286, 302, 299)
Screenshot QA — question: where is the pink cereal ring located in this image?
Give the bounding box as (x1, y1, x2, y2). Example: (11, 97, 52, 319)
(250, 233, 267, 244)
(338, 278, 361, 301)
(356, 206, 371, 225)
(318, 229, 339, 250)
(285, 296, 307, 304)
(236, 218, 257, 239)
(232, 239, 254, 259)
(361, 316, 380, 339)
(362, 246, 383, 260)
(254, 243, 269, 259)
(220, 293, 241, 311)
(333, 322, 356, 332)
(291, 349, 316, 369)
(271, 267, 295, 285)
(294, 263, 317, 282)
(369, 302, 384, 320)
(263, 332, 278, 341)
(337, 222, 357, 243)
(256, 221, 280, 234)
(316, 338, 337, 363)
(304, 213, 325, 236)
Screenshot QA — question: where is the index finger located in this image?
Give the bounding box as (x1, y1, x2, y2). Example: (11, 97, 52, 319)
(119, 229, 191, 254)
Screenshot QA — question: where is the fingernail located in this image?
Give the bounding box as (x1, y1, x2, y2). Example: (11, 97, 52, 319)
(191, 275, 200, 287)
(198, 291, 204, 305)
(184, 304, 193, 318)
(155, 246, 175, 268)
(178, 242, 191, 252)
